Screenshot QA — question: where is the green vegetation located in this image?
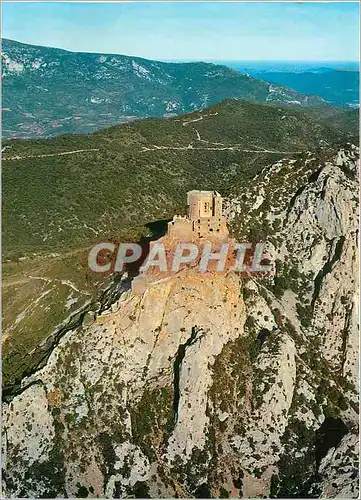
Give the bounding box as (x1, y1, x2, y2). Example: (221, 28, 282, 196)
(327, 108, 359, 140)
(130, 386, 174, 460)
(3, 99, 345, 258)
(2, 251, 108, 392)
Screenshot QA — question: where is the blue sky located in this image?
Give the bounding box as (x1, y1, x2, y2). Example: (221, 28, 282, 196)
(2, 2, 359, 61)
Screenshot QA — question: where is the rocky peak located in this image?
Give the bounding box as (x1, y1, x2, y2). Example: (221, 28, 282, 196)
(2, 145, 359, 498)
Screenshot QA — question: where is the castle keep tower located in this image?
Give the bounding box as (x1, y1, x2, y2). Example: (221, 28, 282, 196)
(167, 190, 229, 240)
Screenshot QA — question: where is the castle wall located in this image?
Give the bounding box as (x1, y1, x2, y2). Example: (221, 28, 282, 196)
(192, 217, 228, 239)
(167, 190, 228, 240)
(213, 197, 222, 218)
(167, 217, 193, 240)
(188, 191, 214, 219)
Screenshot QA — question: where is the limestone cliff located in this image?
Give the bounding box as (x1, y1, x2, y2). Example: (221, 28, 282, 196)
(2, 145, 359, 498)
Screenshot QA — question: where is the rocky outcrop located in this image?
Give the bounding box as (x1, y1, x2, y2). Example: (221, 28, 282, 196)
(3, 270, 247, 497)
(2, 145, 359, 498)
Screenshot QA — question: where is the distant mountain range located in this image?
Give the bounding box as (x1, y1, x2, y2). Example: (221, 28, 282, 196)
(248, 69, 359, 108)
(2, 39, 329, 139)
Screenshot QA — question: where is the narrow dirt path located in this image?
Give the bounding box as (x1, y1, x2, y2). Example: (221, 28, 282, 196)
(3, 148, 99, 162)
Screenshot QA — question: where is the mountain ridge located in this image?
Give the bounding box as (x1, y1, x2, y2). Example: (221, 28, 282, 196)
(250, 68, 359, 107)
(2, 38, 329, 139)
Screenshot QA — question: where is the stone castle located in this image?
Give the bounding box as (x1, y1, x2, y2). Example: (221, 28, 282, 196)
(167, 190, 229, 240)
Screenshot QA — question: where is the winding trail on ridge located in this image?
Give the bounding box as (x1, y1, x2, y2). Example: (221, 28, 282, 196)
(3, 148, 100, 162)
(141, 112, 302, 155)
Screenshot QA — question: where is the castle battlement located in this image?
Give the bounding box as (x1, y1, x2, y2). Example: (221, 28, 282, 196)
(167, 190, 228, 241)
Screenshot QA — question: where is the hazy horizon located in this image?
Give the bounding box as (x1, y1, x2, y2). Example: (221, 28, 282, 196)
(2, 2, 359, 62)
(3, 38, 360, 73)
